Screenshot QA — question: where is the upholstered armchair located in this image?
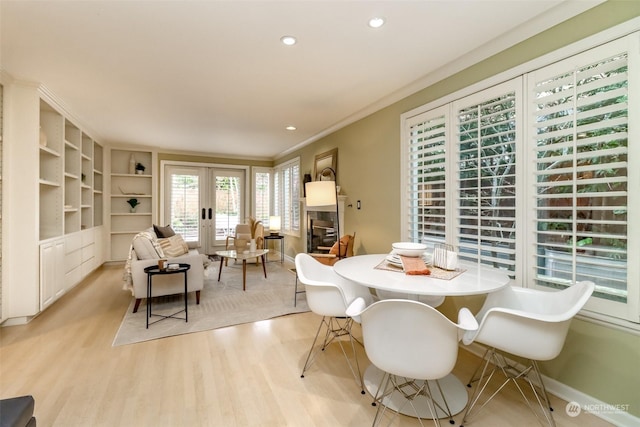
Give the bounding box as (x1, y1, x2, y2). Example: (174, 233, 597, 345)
(310, 233, 356, 266)
(226, 224, 252, 252)
(225, 218, 265, 265)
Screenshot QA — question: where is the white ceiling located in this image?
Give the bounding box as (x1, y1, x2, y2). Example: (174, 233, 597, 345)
(1, 0, 601, 159)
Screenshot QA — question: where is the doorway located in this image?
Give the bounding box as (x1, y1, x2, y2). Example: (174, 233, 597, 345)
(162, 163, 248, 254)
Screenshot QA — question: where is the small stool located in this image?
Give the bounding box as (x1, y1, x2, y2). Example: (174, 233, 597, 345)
(289, 268, 305, 306)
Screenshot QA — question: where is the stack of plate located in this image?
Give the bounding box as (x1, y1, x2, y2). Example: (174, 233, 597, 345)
(385, 253, 404, 267)
(386, 252, 433, 268)
(391, 242, 427, 257)
(387, 242, 432, 268)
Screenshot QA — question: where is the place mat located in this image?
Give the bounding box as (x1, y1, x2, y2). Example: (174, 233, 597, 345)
(374, 260, 465, 280)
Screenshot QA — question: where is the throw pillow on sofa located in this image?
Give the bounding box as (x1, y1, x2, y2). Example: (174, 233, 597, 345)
(158, 234, 189, 257)
(154, 224, 176, 238)
(132, 231, 165, 259)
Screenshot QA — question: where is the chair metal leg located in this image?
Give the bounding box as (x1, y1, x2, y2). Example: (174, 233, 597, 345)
(372, 372, 392, 427)
(300, 316, 326, 378)
(289, 269, 304, 307)
(461, 348, 556, 427)
(465, 347, 492, 390)
(517, 360, 556, 427)
(339, 317, 365, 393)
(431, 379, 455, 424)
(300, 316, 365, 394)
(371, 369, 388, 407)
(372, 374, 443, 427)
(462, 349, 499, 424)
(369, 374, 454, 425)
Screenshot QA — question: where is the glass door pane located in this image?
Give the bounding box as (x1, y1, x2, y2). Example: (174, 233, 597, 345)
(213, 169, 245, 245)
(165, 166, 203, 245)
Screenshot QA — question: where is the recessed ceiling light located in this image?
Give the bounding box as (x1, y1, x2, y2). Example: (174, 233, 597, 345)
(280, 35, 297, 46)
(286, 125, 297, 131)
(368, 17, 385, 28)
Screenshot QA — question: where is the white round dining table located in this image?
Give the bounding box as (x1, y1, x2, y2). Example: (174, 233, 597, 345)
(334, 253, 511, 297)
(334, 253, 512, 420)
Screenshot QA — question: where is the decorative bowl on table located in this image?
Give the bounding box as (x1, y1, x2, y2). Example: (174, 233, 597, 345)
(391, 242, 427, 257)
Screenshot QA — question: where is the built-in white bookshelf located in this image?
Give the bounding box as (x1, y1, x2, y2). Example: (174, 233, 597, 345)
(39, 100, 103, 240)
(93, 143, 103, 227)
(36, 97, 104, 313)
(39, 102, 64, 240)
(109, 149, 153, 260)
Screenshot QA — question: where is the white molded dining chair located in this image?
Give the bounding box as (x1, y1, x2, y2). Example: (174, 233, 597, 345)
(460, 281, 595, 427)
(294, 253, 374, 393)
(346, 297, 478, 427)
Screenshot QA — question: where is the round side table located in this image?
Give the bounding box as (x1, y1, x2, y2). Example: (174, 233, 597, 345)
(143, 263, 191, 328)
(264, 234, 284, 263)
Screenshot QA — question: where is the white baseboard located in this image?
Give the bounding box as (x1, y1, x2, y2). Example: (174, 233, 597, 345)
(463, 343, 639, 427)
(1, 315, 33, 326)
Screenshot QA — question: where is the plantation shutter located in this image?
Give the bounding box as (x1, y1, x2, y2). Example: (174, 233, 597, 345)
(290, 162, 300, 232)
(402, 33, 639, 323)
(273, 170, 281, 218)
(274, 158, 300, 235)
(404, 106, 448, 248)
(254, 170, 270, 226)
(283, 167, 292, 231)
(530, 39, 631, 314)
(453, 80, 520, 271)
(169, 170, 200, 242)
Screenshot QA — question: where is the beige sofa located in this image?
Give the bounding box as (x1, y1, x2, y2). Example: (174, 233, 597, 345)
(124, 229, 206, 313)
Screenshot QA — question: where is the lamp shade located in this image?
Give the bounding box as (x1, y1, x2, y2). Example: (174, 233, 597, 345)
(269, 215, 281, 233)
(305, 181, 337, 207)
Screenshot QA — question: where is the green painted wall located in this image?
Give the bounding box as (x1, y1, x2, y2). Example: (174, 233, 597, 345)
(281, 0, 640, 418)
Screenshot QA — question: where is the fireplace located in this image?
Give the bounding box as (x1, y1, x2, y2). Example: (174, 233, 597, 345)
(307, 211, 337, 253)
(302, 196, 346, 255)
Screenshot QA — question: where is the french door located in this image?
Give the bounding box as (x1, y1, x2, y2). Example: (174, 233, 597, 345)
(163, 164, 247, 254)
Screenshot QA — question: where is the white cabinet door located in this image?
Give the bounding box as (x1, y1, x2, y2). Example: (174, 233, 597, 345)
(40, 238, 65, 311)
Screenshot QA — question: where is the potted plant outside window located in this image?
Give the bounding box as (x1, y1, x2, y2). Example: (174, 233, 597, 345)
(127, 198, 140, 213)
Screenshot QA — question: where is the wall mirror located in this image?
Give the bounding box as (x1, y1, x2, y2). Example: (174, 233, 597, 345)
(313, 148, 338, 181)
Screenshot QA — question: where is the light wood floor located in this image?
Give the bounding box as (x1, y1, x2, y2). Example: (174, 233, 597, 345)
(0, 264, 613, 427)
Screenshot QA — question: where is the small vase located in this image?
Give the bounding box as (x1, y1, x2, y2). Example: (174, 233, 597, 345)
(250, 239, 257, 253)
(129, 154, 136, 174)
(130, 206, 137, 213)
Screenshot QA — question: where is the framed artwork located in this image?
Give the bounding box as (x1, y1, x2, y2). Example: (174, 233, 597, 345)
(313, 148, 338, 181)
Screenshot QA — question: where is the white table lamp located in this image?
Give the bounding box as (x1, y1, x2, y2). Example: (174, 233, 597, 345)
(269, 216, 281, 235)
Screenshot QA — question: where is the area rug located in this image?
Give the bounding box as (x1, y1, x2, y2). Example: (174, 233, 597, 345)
(112, 261, 308, 346)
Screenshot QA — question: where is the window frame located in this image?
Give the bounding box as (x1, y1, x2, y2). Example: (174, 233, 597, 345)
(525, 35, 639, 323)
(273, 157, 301, 237)
(401, 30, 640, 330)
